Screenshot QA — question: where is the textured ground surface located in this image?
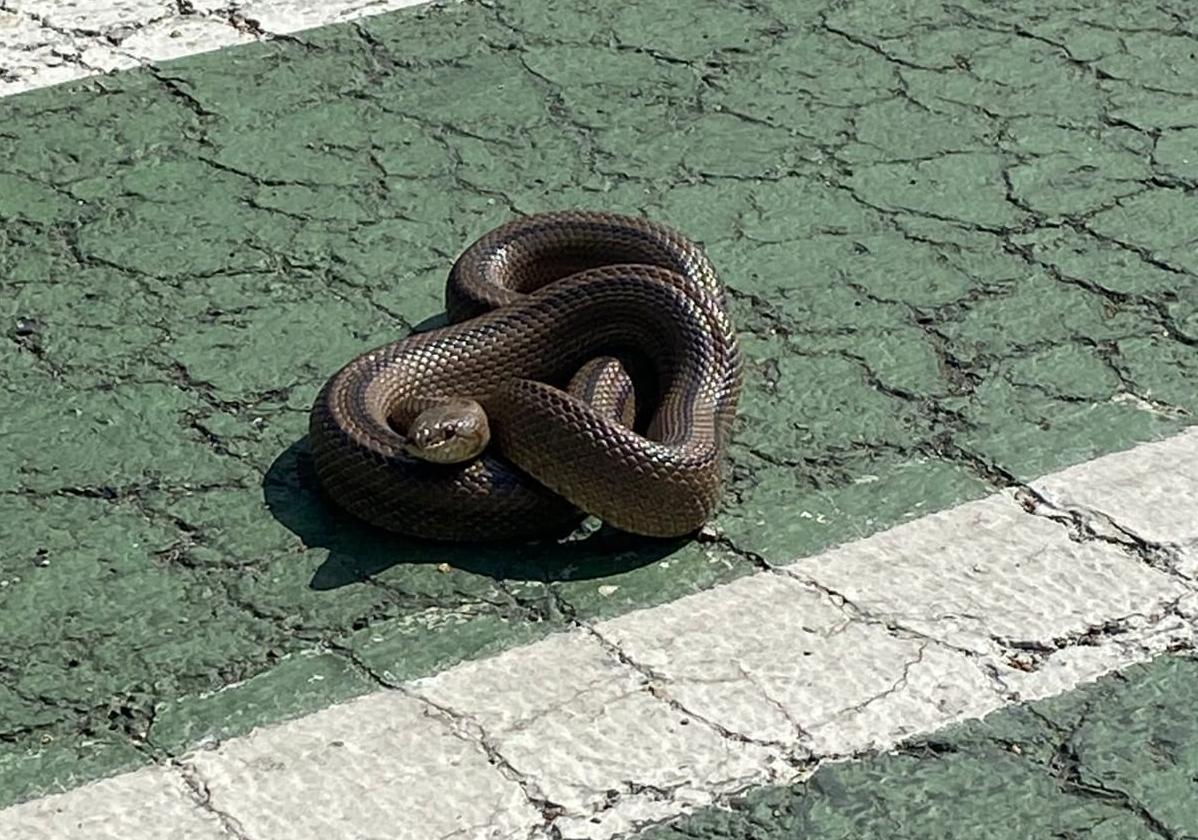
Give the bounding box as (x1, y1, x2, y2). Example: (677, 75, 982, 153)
(3, 432, 1196, 837)
(0, 0, 431, 95)
(1, 0, 1197, 835)
(638, 653, 1198, 840)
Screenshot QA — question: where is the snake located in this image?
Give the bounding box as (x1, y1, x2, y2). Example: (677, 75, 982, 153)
(308, 210, 743, 541)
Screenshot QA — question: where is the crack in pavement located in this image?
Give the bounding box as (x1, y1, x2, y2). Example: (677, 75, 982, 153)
(1014, 486, 1195, 581)
(3, 0, 1198, 823)
(175, 758, 257, 840)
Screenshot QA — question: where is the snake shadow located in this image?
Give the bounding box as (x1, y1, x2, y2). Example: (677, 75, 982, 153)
(262, 437, 685, 590)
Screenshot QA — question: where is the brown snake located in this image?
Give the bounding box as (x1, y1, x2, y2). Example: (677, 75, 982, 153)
(308, 210, 743, 541)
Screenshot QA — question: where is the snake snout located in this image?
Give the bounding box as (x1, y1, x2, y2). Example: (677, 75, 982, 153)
(402, 399, 491, 464)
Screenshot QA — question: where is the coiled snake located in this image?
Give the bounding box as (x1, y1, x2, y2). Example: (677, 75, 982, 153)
(308, 210, 743, 541)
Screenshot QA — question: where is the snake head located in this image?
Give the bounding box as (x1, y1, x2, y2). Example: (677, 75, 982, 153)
(402, 399, 491, 464)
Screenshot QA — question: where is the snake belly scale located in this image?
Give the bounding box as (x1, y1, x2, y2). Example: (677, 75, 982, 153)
(308, 210, 743, 541)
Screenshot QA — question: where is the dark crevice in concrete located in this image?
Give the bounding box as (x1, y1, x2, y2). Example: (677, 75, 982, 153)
(994, 596, 1193, 668)
(176, 760, 257, 840)
(341, 664, 576, 837)
(1049, 735, 1182, 840)
(1014, 487, 1193, 580)
(147, 68, 222, 120)
(4, 0, 1198, 818)
(578, 618, 812, 765)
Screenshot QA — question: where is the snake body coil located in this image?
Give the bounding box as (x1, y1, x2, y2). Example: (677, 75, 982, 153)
(308, 210, 743, 541)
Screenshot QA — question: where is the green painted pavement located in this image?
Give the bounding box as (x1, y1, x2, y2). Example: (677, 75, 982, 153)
(2, 0, 1196, 809)
(637, 652, 1198, 839)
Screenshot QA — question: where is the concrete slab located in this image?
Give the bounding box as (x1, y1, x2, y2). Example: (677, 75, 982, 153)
(634, 653, 1198, 840)
(0, 766, 227, 840)
(1031, 427, 1198, 579)
(3, 432, 1195, 838)
(185, 689, 540, 840)
(3, 0, 1197, 827)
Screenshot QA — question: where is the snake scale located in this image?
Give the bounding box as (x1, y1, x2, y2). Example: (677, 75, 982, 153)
(308, 210, 743, 541)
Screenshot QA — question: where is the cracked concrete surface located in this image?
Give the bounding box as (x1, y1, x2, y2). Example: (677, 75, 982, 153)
(4, 430, 1196, 838)
(1029, 430, 1198, 580)
(414, 632, 779, 839)
(2, 0, 1198, 828)
(0, 0, 437, 95)
(0, 767, 229, 839)
(640, 653, 1198, 839)
(183, 689, 541, 840)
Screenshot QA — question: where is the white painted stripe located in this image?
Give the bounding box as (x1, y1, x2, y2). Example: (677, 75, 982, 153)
(1030, 432, 1198, 580)
(4, 429, 1195, 839)
(0, 0, 439, 98)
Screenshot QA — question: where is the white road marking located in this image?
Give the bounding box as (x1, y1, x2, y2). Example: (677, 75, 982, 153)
(1030, 432, 1198, 579)
(4, 429, 1195, 839)
(6, 3, 1194, 836)
(2, 769, 228, 840)
(0, 0, 438, 97)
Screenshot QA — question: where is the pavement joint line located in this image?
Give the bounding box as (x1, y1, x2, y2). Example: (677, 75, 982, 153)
(3, 428, 1195, 839)
(173, 759, 255, 840)
(1019, 488, 1187, 579)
